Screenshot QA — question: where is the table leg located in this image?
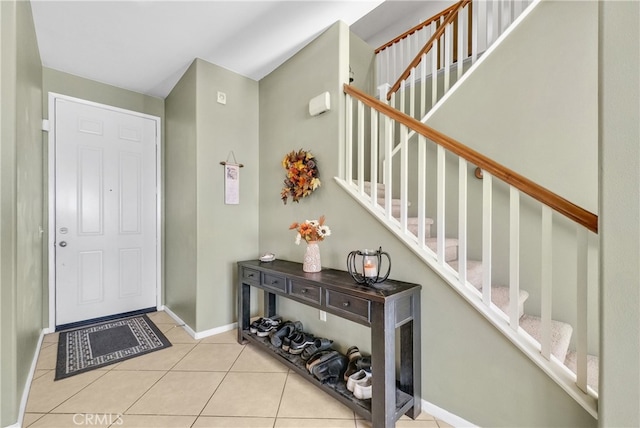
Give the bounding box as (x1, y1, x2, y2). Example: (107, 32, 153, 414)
(264, 291, 276, 317)
(371, 301, 396, 428)
(400, 292, 421, 418)
(237, 282, 250, 344)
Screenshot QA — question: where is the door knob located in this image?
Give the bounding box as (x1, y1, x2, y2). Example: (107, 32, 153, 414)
(59, 241, 67, 247)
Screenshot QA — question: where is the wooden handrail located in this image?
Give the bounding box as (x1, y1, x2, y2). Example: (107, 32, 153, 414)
(344, 84, 598, 233)
(374, 2, 461, 54)
(386, 0, 470, 100)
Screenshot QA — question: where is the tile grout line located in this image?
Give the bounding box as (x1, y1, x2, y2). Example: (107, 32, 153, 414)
(119, 331, 199, 418)
(189, 340, 249, 427)
(31, 335, 107, 417)
(46, 366, 112, 416)
(272, 368, 293, 428)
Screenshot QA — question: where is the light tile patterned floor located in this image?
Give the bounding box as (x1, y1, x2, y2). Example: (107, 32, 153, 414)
(24, 311, 453, 428)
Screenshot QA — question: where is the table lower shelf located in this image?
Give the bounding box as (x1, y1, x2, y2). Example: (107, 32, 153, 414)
(240, 329, 414, 421)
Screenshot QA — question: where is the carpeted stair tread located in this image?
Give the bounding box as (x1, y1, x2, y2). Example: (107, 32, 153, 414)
(356, 180, 387, 199)
(444, 261, 528, 318)
(449, 260, 484, 289)
(564, 350, 599, 393)
(520, 315, 573, 362)
(426, 237, 458, 262)
(491, 286, 529, 319)
(407, 217, 434, 239)
(407, 217, 435, 226)
(372, 197, 405, 218)
(378, 197, 403, 207)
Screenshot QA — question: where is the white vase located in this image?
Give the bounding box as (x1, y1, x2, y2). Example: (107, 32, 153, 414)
(303, 241, 321, 272)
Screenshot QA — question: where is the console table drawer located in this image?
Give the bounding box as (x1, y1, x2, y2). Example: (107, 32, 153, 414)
(326, 290, 370, 322)
(289, 280, 321, 305)
(241, 267, 260, 284)
(262, 273, 286, 293)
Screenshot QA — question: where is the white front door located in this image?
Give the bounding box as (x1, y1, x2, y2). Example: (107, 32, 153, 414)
(54, 97, 158, 326)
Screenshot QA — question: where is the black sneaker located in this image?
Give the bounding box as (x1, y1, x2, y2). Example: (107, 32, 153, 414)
(270, 321, 303, 347)
(256, 317, 282, 337)
(289, 332, 315, 354)
(250, 316, 280, 334)
(249, 317, 266, 334)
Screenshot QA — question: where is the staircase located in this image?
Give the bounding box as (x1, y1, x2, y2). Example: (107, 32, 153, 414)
(337, 0, 600, 418)
(359, 180, 598, 390)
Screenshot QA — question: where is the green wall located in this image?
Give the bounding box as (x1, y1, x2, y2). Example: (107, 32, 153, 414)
(257, 19, 596, 427)
(165, 58, 259, 332)
(598, 1, 640, 426)
(194, 59, 259, 331)
(1, 0, 43, 425)
(165, 61, 198, 328)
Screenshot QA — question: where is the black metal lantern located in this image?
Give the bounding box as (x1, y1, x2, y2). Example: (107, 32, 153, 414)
(347, 247, 391, 286)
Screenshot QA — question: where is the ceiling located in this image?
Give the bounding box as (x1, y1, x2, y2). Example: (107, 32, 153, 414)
(30, 0, 398, 99)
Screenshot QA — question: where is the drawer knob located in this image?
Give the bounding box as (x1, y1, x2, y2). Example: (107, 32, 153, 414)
(343, 301, 350, 307)
(301, 288, 307, 293)
(248, 273, 254, 278)
(272, 280, 278, 284)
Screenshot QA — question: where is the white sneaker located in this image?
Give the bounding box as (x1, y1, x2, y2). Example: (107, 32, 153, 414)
(347, 369, 371, 393)
(353, 373, 372, 400)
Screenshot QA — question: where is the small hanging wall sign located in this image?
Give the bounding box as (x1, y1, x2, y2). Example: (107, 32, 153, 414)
(220, 151, 243, 205)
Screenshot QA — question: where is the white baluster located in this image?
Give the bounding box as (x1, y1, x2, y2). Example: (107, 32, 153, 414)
(458, 158, 468, 286)
(400, 37, 405, 76)
(467, 2, 482, 64)
(482, 172, 492, 306)
(380, 49, 388, 89)
(417, 135, 427, 248)
(420, 53, 427, 118)
(502, 0, 513, 31)
(509, 186, 520, 330)
(370, 108, 379, 210)
(409, 69, 416, 119)
(444, 20, 452, 93)
(491, 0, 500, 46)
(400, 79, 406, 114)
(457, 4, 465, 81)
(437, 145, 446, 265)
(357, 100, 365, 192)
(389, 43, 400, 92)
(384, 115, 393, 220)
(345, 94, 352, 181)
(576, 226, 589, 392)
(541, 205, 553, 359)
(432, 38, 438, 108)
(400, 124, 409, 231)
(472, 0, 479, 63)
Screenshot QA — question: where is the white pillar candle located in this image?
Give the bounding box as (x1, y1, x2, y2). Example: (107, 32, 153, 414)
(364, 259, 377, 278)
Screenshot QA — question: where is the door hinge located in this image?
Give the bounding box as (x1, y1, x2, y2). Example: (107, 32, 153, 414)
(42, 119, 50, 132)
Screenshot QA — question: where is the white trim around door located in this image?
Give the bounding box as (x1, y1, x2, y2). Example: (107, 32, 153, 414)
(47, 93, 162, 331)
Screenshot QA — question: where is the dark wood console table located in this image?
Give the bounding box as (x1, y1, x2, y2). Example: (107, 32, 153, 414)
(236, 259, 422, 427)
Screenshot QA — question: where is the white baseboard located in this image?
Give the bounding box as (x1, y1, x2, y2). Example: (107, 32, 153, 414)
(160, 306, 237, 340)
(422, 399, 477, 427)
